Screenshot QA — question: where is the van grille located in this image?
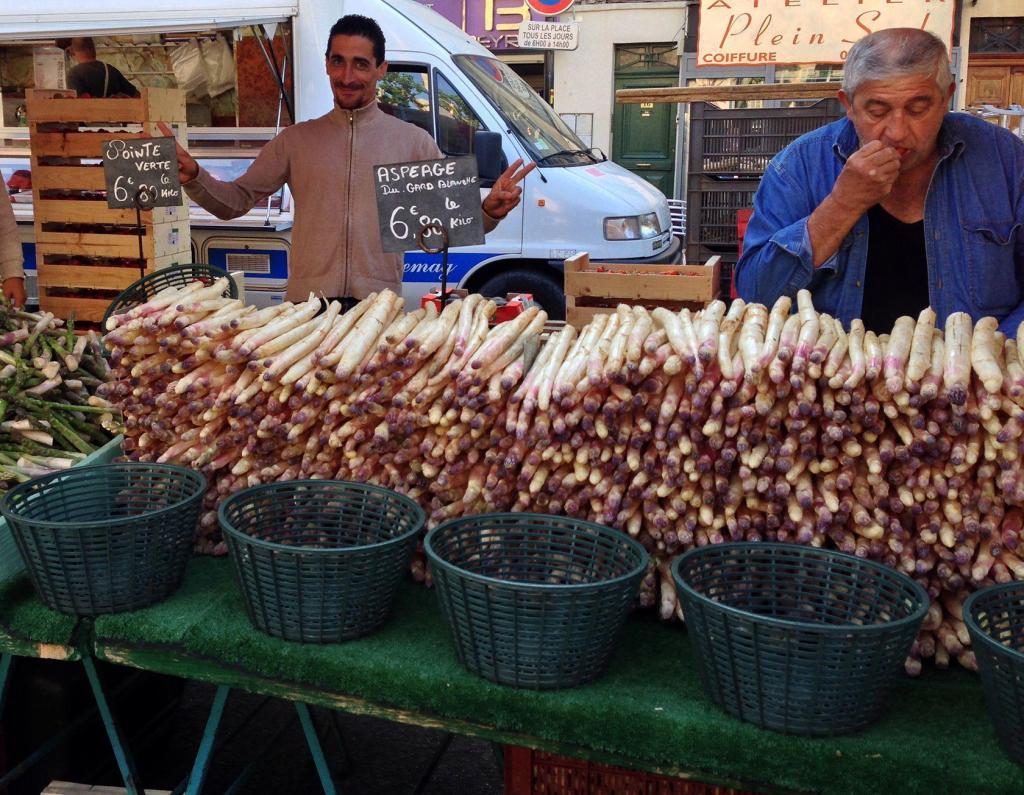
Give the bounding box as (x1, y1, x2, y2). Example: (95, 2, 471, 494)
(225, 252, 271, 274)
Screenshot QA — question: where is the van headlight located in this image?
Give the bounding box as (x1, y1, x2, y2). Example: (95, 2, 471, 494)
(603, 212, 662, 240)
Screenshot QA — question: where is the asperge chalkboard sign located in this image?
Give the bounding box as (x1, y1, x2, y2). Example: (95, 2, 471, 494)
(374, 155, 484, 253)
(102, 136, 182, 209)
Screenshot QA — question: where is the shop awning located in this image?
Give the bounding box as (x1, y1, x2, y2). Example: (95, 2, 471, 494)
(0, 1, 297, 40)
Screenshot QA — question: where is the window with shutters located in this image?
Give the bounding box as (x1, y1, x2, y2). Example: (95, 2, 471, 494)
(970, 18, 1024, 55)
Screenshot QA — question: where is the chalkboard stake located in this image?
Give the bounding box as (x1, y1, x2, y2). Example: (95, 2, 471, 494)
(133, 187, 155, 282)
(417, 223, 452, 308)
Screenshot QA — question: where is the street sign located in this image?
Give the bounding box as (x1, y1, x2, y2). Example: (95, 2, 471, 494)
(525, 0, 575, 15)
(519, 20, 579, 51)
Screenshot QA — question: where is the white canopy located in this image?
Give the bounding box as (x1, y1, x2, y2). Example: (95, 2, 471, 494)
(0, 1, 296, 40)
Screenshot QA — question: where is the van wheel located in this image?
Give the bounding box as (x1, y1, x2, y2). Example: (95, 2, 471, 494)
(476, 268, 565, 321)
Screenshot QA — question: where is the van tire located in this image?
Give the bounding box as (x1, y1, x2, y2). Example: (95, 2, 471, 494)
(476, 268, 565, 321)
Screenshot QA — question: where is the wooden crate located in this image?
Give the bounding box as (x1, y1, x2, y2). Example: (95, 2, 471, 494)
(564, 252, 721, 328)
(26, 87, 186, 124)
(44, 782, 171, 794)
(26, 88, 190, 320)
(504, 747, 758, 795)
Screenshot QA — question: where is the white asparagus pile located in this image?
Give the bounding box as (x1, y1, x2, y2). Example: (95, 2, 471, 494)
(104, 280, 1024, 674)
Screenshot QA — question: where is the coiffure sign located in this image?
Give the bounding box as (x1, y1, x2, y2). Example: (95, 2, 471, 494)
(697, 0, 955, 66)
(417, 0, 546, 50)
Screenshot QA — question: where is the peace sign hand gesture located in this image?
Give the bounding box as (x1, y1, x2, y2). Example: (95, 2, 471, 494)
(482, 158, 536, 220)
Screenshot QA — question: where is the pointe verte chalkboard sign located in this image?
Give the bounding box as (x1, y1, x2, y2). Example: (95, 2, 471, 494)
(374, 155, 484, 253)
(102, 136, 182, 209)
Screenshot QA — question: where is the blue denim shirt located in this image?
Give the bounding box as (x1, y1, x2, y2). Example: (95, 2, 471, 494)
(735, 113, 1024, 335)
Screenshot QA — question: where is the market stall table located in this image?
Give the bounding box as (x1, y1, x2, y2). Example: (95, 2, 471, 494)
(0, 574, 147, 794)
(0, 436, 149, 794)
(89, 556, 1024, 795)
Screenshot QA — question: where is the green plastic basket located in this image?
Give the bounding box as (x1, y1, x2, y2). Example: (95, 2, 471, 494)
(102, 263, 237, 329)
(964, 583, 1024, 765)
(0, 462, 205, 616)
(218, 480, 426, 643)
(672, 542, 929, 736)
(425, 513, 649, 689)
(0, 435, 123, 585)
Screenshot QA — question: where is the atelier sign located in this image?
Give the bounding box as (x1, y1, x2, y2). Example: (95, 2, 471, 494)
(697, 0, 955, 66)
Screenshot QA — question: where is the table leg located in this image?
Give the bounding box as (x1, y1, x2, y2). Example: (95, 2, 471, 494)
(81, 654, 145, 795)
(295, 702, 339, 795)
(184, 684, 231, 795)
(0, 654, 13, 716)
(412, 732, 454, 795)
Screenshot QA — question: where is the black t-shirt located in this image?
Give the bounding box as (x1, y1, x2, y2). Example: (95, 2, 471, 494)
(67, 61, 140, 98)
(860, 204, 930, 335)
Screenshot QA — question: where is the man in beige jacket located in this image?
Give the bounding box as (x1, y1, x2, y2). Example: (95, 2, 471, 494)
(165, 14, 533, 304)
(0, 186, 27, 307)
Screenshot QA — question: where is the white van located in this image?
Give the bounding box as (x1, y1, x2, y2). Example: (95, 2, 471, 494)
(0, 0, 679, 319)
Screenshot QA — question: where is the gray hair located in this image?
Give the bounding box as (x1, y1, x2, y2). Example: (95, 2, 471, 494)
(842, 28, 952, 97)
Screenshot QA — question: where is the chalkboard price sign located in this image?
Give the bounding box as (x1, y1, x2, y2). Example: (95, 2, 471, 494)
(102, 136, 182, 209)
(374, 155, 484, 253)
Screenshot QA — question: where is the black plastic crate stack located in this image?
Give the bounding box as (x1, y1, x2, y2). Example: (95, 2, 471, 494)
(686, 99, 841, 296)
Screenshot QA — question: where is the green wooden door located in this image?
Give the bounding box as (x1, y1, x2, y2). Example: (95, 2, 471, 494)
(612, 45, 679, 198)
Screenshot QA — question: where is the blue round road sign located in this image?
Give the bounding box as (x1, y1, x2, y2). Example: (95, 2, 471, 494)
(526, 0, 575, 14)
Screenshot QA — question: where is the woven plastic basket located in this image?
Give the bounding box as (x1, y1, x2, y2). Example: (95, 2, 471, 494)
(102, 263, 237, 329)
(425, 513, 648, 689)
(218, 480, 426, 643)
(964, 582, 1024, 765)
(672, 542, 929, 736)
(0, 463, 205, 616)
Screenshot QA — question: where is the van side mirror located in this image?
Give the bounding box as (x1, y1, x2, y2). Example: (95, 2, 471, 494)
(474, 130, 507, 189)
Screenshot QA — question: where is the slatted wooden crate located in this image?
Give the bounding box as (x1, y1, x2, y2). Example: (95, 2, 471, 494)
(564, 252, 721, 329)
(504, 747, 758, 795)
(26, 87, 191, 322)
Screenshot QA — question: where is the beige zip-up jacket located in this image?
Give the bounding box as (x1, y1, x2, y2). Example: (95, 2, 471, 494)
(0, 188, 24, 282)
(185, 101, 496, 301)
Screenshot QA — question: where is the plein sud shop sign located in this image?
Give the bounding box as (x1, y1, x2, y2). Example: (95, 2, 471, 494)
(374, 156, 484, 253)
(102, 137, 182, 208)
(697, 0, 955, 66)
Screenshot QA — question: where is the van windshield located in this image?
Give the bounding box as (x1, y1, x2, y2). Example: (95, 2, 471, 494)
(454, 54, 598, 167)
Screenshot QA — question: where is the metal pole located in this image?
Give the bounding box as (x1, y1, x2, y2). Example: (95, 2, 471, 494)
(252, 26, 295, 125)
(417, 223, 452, 307)
(134, 186, 153, 280)
(544, 16, 554, 105)
(266, 54, 289, 228)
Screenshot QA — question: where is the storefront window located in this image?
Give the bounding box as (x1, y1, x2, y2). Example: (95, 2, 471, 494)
(970, 17, 1024, 54)
(686, 77, 766, 109)
(615, 44, 679, 73)
(775, 64, 843, 107)
(775, 64, 843, 84)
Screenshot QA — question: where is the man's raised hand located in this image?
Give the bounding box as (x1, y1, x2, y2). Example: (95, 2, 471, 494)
(482, 159, 536, 220)
(831, 140, 901, 215)
(155, 121, 200, 185)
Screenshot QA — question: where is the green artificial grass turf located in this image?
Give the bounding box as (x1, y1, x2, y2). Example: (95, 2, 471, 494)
(0, 574, 80, 659)
(91, 556, 1024, 794)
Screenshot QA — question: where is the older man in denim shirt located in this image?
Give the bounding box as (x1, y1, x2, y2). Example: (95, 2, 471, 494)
(735, 28, 1024, 336)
